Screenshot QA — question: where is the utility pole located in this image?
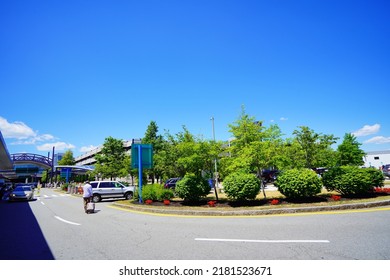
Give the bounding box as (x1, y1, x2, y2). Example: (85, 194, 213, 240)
(210, 117, 219, 201)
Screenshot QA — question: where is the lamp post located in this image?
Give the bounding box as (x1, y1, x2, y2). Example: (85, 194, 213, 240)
(210, 117, 219, 201)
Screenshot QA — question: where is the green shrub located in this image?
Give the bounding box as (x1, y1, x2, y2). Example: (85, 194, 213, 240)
(276, 169, 322, 199)
(323, 166, 384, 196)
(135, 184, 175, 201)
(223, 172, 260, 201)
(141, 184, 159, 201)
(157, 188, 175, 200)
(365, 167, 385, 188)
(175, 173, 210, 202)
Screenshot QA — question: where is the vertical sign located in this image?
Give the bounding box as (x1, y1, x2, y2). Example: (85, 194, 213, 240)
(131, 143, 153, 203)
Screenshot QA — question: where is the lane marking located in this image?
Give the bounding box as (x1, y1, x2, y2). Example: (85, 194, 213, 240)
(41, 201, 45, 205)
(195, 238, 330, 243)
(54, 216, 81, 226)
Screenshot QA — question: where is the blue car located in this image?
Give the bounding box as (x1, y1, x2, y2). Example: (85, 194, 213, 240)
(164, 178, 181, 189)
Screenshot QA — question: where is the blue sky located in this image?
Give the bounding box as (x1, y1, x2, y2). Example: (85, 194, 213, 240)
(1, 0, 389, 158)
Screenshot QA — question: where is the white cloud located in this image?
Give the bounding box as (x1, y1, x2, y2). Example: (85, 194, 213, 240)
(35, 134, 55, 141)
(11, 133, 56, 145)
(37, 142, 75, 152)
(364, 136, 390, 144)
(0, 116, 36, 139)
(352, 124, 380, 137)
(280, 117, 288, 121)
(80, 145, 98, 153)
(1, 117, 58, 150)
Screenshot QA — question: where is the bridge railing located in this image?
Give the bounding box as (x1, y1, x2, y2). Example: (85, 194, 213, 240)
(11, 153, 53, 168)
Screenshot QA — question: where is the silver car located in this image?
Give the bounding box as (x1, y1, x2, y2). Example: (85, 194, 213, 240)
(90, 181, 135, 203)
(9, 185, 34, 201)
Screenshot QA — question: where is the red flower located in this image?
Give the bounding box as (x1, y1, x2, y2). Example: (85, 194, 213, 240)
(208, 200, 216, 207)
(271, 199, 279, 205)
(163, 199, 170, 205)
(331, 195, 341, 201)
(145, 199, 153, 205)
(374, 187, 390, 193)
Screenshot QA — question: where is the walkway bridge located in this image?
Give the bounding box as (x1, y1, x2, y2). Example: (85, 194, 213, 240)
(11, 153, 53, 169)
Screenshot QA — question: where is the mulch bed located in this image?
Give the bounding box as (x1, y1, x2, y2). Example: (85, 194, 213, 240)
(133, 192, 390, 208)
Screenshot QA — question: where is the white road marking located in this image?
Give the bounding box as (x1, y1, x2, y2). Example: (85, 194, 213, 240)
(41, 201, 45, 205)
(195, 238, 330, 243)
(54, 216, 81, 226)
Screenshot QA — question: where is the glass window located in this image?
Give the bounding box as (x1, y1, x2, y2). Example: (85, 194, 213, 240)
(100, 182, 113, 188)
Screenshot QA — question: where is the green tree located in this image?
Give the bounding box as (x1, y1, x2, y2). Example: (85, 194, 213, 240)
(58, 150, 75, 165)
(94, 136, 127, 180)
(292, 126, 338, 168)
(222, 107, 283, 199)
(142, 121, 164, 183)
(224, 109, 282, 175)
(337, 133, 365, 166)
(155, 130, 182, 179)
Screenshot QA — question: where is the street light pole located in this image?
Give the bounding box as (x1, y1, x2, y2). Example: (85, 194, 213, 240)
(210, 117, 219, 201)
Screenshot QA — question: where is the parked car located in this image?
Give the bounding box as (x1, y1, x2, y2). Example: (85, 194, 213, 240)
(261, 170, 280, 184)
(90, 181, 135, 203)
(383, 164, 390, 179)
(1, 184, 14, 200)
(164, 178, 182, 189)
(312, 167, 328, 177)
(8, 185, 34, 201)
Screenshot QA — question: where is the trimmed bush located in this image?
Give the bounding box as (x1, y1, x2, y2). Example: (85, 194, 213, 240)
(223, 172, 261, 201)
(135, 184, 174, 201)
(365, 167, 385, 188)
(141, 184, 159, 201)
(175, 173, 210, 202)
(323, 166, 384, 196)
(157, 188, 175, 200)
(276, 169, 322, 199)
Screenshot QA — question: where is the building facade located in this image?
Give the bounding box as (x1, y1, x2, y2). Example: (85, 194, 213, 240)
(363, 150, 390, 168)
(74, 140, 132, 166)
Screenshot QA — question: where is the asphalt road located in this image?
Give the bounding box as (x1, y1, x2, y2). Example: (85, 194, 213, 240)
(1, 187, 390, 260)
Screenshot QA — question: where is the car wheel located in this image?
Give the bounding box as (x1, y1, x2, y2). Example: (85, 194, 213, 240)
(92, 194, 101, 203)
(125, 192, 133, 200)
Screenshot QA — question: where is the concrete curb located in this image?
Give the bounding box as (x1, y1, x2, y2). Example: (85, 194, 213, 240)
(112, 199, 390, 216)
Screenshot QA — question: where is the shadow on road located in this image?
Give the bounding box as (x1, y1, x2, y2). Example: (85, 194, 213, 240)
(0, 200, 54, 260)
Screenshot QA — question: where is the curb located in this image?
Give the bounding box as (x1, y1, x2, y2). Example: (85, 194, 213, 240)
(112, 199, 390, 216)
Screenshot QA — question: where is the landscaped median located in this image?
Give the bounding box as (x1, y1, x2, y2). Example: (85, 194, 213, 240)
(112, 194, 390, 216)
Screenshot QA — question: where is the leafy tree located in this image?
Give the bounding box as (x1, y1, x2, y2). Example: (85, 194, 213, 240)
(274, 140, 306, 170)
(292, 126, 338, 168)
(156, 126, 222, 181)
(94, 136, 127, 180)
(142, 121, 164, 183)
(337, 133, 365, 166)
(222, 107, 283, 199)
(155, 130, 182, 180)
(58, 150, 75, 165)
